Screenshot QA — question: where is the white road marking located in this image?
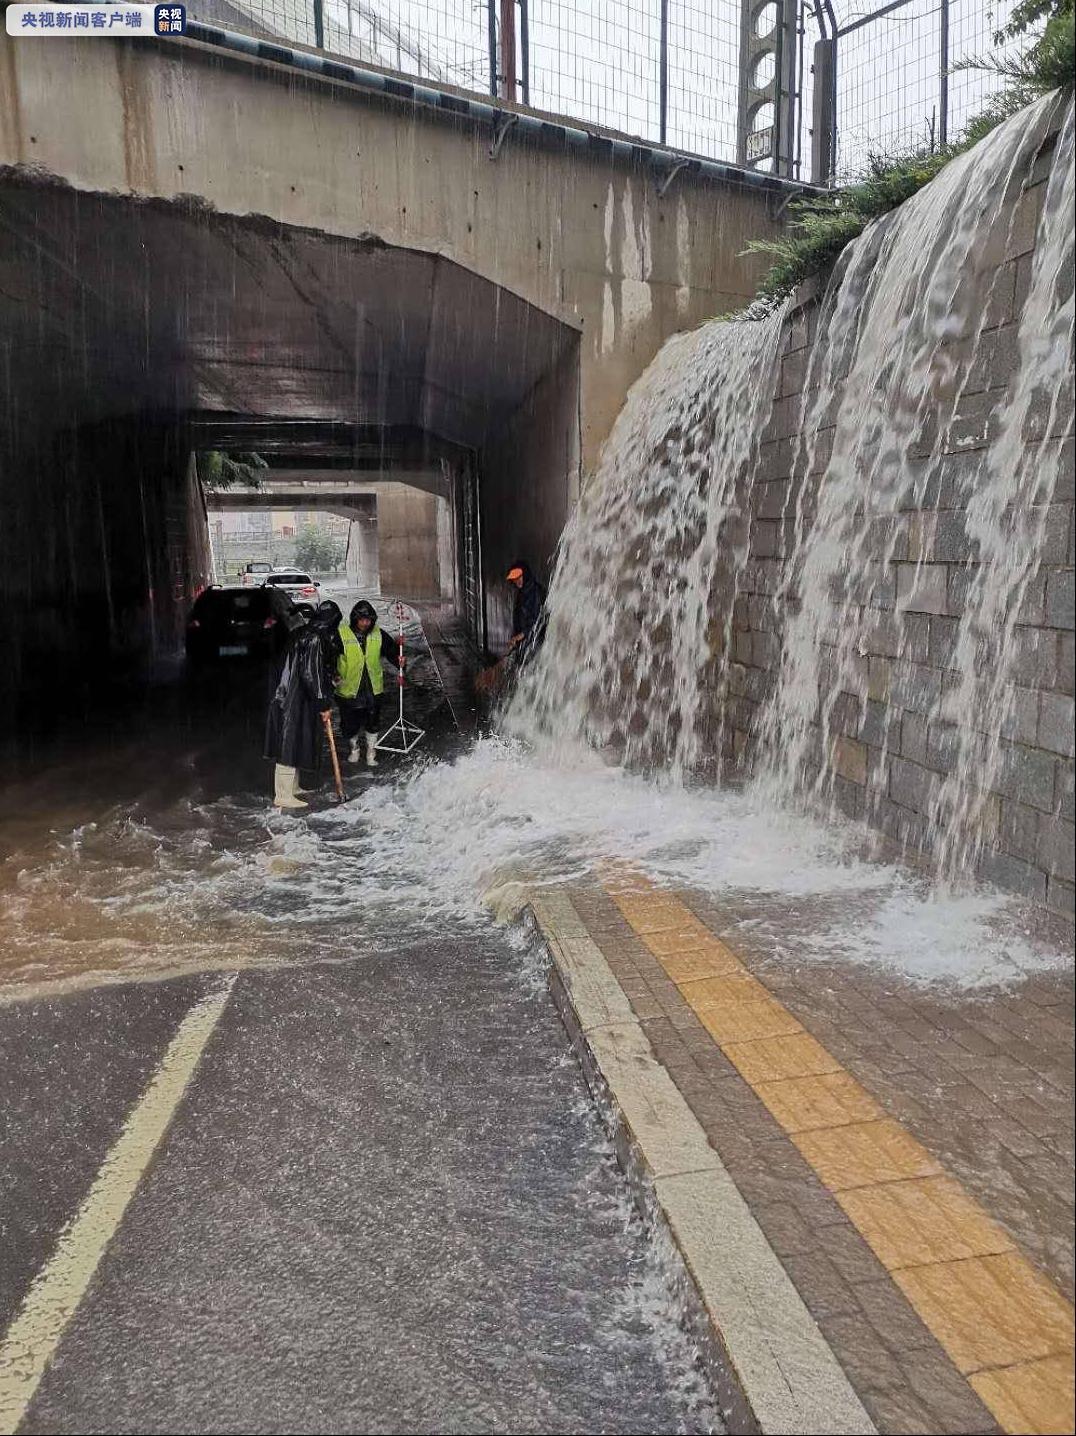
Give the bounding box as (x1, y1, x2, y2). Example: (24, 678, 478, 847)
(0, 976, 236, 1434)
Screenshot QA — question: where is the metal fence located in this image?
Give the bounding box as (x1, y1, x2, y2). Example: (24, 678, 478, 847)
(187, 0, 1030, 183)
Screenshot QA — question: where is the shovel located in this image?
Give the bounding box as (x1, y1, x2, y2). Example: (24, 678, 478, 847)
(321, 711, 346, 802)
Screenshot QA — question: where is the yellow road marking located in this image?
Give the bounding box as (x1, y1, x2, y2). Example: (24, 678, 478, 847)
(608, 884, 1075, 1436)
(0, 978, 235, 1435)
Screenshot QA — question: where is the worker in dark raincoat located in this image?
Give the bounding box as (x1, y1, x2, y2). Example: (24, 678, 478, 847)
(505, 560, 547, 664)
(265, 600, 344, 809)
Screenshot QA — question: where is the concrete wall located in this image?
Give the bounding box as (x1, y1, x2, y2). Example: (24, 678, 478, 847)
(0, 31, 784, 476)
(1, 422, 212, 705)
(481, 350, 581, 650)
(726, 135, 1074, 916)
(375, 484, 444, 601)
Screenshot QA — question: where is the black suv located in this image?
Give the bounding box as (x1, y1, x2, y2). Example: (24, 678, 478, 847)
(185, 585, 305, 662)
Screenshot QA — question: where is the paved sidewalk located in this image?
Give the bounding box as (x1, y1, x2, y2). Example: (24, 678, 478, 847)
(537, 877, 1075, 1436)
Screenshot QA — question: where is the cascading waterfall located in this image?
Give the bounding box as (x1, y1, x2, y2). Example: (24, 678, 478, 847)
(506, 90, 1072, 903)
(930, 102, 1075, 878)
(508, 307, 787, 779)
(750, 92, 1075, 875)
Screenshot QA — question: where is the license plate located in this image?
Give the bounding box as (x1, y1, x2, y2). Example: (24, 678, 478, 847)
(220, 644, 248, 656)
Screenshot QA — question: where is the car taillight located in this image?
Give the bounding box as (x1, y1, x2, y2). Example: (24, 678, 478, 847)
(300, 586, 317, 596)
(262, 616, 277, 629)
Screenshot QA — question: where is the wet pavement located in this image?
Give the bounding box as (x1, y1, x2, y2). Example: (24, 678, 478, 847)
(0, 598, 723, 1434)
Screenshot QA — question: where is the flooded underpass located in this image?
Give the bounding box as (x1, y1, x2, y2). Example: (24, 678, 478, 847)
(0, 600, 726, 1435)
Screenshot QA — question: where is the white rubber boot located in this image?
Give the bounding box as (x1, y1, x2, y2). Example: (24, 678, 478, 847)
(348, 738, 362, 765)
(365, 733, 379, 768)
(274, 764, 308, 810)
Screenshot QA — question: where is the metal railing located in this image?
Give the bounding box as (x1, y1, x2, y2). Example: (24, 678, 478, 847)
(185, 0, 1028, 183)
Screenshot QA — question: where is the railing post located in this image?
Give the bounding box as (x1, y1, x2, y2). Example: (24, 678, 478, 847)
(487, 0, 499, 96)
(659, 0, 669, 145)
(312, 0, 324, 49)
(519, 0, 530, 105)
(500, 0, 517, 98)
(938, 0, 950, 146)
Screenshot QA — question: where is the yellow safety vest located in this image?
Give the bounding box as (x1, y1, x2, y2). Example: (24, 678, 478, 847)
(336, 622, 385, 698)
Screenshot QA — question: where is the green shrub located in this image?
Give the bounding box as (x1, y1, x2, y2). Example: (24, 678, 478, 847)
(746, 0, 1074, 311)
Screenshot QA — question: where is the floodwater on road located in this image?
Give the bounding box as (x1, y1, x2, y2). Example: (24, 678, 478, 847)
(0, 605, 726, 1434)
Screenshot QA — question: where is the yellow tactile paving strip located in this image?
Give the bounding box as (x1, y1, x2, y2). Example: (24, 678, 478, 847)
(606, 881, 1076, 1436)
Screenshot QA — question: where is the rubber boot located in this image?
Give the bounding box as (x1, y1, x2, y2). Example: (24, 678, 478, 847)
(348, 738, 362, 766)
(274, 764, 308, 810)
(365, 733, 379, 768)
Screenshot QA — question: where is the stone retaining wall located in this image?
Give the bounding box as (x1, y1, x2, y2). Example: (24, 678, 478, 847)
(726, 125, 1075, 917)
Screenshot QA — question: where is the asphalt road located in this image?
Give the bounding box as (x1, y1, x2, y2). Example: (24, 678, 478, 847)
(0, 605, 723, 1435)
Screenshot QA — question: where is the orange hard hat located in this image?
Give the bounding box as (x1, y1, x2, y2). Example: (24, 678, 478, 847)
(506, 566, 524, 581)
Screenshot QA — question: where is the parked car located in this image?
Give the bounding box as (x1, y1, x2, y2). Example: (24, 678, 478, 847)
(185, 585, 305, 662)
(263, 570, 321, 610)
(240, 562, 273, 587)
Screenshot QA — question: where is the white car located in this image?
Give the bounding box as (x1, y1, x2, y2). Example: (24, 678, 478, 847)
(263, 570, 321, 609)
(240, 561, 273, 587)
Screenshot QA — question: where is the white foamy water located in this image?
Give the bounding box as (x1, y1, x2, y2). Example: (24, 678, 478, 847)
(509, 308, 787, 778)
(754, 93, 1076, 879)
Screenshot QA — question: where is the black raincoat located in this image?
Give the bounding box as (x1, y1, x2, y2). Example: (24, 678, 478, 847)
(510, 561, 547, 657)
(264, 605, 344, 770)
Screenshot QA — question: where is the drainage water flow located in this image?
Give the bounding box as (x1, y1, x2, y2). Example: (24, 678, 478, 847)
(930, 101, 1076, 879)
(509, 309, 787, 779)
(753, 93, 1071, 890)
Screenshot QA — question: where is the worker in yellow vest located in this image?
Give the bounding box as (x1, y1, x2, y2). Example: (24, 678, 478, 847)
(334, 600, 401, 767)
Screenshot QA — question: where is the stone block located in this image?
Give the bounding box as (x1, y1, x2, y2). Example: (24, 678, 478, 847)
(889, 755, 936, 814)
(1035, 504, 1073, 565)
(1051, 436, 1074, 504)
(1000, 687, 1041, 746)
(1059, 632, 1074, 696)
(1037, 691, 1075, 757)
(753, 520, 781, 559)
(945, 390, 1002, 454)
(999, 800, 1041, 863)
(859, 699, 900, 752)
(752, 629, 781, 669)
(932, 509, 976, 562)
(780, 349, 809, 399)
(1006, 184, 1042, 260)
(901, 710, 928, 763)
(1009, 627, 1058, 690)
(754, 479, 791, 519)
(983, 258, 1016, 328)
(1037, 814, 1075, 878)
(978, 849, 1047, 903)
(901, 613, 932, 663)
(895, 563, 948, 616)
(833, 735, 868, 786)
(928, 615, 961, 669)
(868, 656, 891, 703)
(863, 610, 902, 659)
(1061, 761, 1075, 821)
(926, 722, 962, 774)
(967, 323, 1021, 395)
(889, 660, 943, 715)
(1046, 874, 1075, 916)
(1045, 569, 1074, 630)
(996, 743, 1059, 813)
(1016, 571, 1047, 627)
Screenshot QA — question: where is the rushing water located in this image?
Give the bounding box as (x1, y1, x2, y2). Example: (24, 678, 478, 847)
(1, 102, 1073, 1009)
(509, 309, 787, 778)
(929, 102, 1076, 876)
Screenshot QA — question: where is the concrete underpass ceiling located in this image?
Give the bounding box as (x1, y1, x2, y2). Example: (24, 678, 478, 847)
(0, 178, 577, 451)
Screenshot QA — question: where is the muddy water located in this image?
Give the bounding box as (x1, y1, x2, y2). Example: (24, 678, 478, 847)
(0, 601, 465, 1001)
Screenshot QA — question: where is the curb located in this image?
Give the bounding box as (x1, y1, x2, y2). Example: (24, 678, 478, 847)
(527, 889, 877, 1436)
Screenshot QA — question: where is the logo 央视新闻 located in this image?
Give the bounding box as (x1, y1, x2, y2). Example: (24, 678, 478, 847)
(154, 3, 185, 33)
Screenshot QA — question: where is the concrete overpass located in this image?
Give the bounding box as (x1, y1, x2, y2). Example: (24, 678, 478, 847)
(0, 24, 790, 699)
